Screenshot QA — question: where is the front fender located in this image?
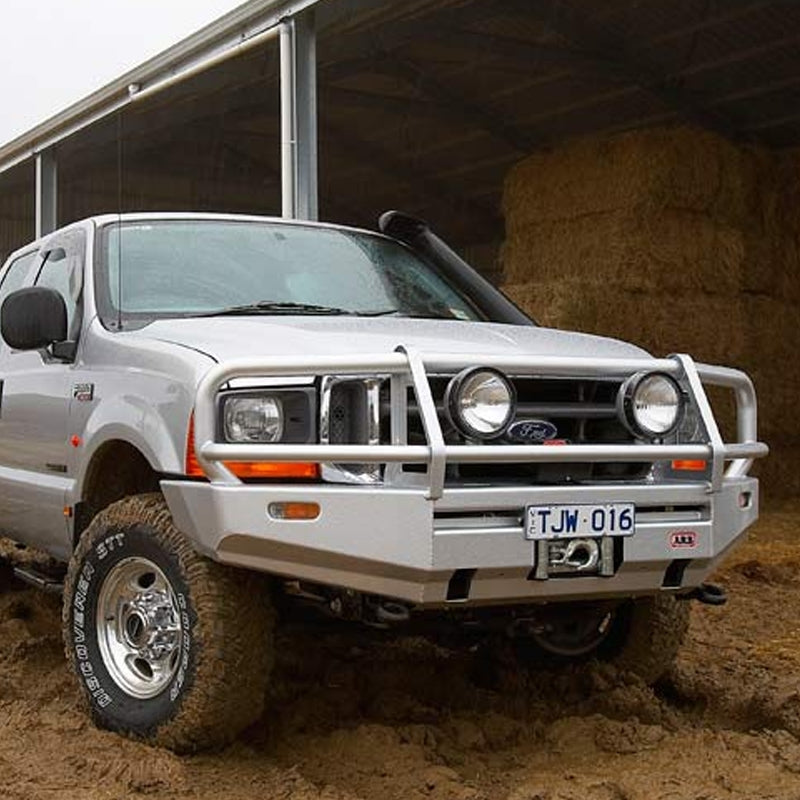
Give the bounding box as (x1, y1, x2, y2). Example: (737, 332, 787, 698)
(69, 393, 188, 504)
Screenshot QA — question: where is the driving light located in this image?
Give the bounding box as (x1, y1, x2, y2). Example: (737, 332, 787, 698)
(445, 367, 515, 439)
(618, 372, 684, 439)
(224, 396, 284, 443)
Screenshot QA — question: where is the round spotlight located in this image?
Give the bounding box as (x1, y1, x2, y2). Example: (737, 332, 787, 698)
(445, 367, 515, 439)
(618, 372, 684, 439)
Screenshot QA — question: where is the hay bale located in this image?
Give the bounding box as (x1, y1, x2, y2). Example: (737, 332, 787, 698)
(732, 298, 800, 443)
(776, 149, 800, 233)
(504, 126, 764, 231)
(743, 364, 800, 443)
(758, 446, 800, 502)
(503, 210, 746, 294)
(741, 298, 799, 366)
(739, 232, 800, 301)
(737, 150, 800, 301)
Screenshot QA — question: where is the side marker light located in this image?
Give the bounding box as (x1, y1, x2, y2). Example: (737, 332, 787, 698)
(268, 502, 321, 521)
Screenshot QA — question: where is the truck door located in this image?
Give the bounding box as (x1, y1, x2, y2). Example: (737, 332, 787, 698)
(0, 228, 86, 558)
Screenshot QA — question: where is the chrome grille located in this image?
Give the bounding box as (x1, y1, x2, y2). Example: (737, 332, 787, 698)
(321, 376, 383, 484)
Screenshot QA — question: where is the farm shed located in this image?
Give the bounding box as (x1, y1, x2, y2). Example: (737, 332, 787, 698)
(0, 0, 798, 495)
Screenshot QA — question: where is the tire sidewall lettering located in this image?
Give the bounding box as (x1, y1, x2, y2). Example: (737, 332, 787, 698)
(68, 525, 196, 729)
(95, 532, 125, 561)
(71, 559, 115, 709)
(170, 594, 191, 703)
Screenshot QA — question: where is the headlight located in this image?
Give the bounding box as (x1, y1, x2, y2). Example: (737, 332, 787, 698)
(618, 372, 684, 439)
(223, 396, 284, 442)
(445, 367, 515, 439)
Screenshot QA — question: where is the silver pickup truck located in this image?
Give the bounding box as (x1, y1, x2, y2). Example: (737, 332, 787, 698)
(0, 211, 767, 751)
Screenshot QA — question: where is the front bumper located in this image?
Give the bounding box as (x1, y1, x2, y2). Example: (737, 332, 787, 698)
(171, 348, 766, 607)
(162, 476, 759, 607)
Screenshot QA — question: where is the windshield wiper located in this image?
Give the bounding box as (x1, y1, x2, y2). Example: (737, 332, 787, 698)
(358, 307, 403, 317)
(190, 301, 402, 318)
(192, 301, 352, 317)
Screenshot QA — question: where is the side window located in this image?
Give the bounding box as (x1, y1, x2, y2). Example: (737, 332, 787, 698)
(0, 251, 38, 306)
(35, 230, 86, 339)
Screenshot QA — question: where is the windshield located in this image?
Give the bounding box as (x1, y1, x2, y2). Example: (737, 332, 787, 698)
(96, 220, 485, 328)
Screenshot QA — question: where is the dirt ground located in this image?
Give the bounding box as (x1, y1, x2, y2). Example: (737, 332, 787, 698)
(1, 504, 800, 800)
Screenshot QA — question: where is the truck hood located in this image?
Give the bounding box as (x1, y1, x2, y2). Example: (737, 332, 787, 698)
(130, 317, 650, 363)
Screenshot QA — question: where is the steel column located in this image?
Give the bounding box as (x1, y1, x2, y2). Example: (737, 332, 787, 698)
(294, 11, 318, 220)
(35, 150, 57, 238)
(279, 20, 296, 218)
(279, 12, 318, 220)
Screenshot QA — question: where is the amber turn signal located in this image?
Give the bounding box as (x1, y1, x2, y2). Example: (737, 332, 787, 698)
(185, 415, 319, 480)
(224, 461, 319, 479)
(671, 459, 707, 472)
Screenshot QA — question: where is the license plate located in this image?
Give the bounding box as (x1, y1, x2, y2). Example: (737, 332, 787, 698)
(525, 503, 635, 540)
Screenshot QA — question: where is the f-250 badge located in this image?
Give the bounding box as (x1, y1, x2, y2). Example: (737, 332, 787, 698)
(72, 383, 95, 402)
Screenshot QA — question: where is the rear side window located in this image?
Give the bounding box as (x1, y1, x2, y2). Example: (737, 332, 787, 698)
(0, 251, 37, 305)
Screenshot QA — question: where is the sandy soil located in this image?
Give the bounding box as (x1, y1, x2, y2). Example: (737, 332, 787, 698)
(1, 504, 800, 800)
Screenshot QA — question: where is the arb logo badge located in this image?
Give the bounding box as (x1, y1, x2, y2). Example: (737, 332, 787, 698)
(669, 530, 698, 549)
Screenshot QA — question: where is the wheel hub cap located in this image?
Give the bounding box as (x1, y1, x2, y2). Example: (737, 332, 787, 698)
(96, 557, 183, 699)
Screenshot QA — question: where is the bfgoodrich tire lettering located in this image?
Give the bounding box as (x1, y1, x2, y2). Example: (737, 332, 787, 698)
(62, 493, 274, 752)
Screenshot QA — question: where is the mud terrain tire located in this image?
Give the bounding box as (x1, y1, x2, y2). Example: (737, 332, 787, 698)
(515, 595, 689, 685)
(62, 493, 274, 752)
(609, 594, 690, 684)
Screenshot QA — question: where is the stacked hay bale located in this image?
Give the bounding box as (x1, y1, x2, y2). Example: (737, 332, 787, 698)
(758, 147, 800, 496)
(502, 127, 800, 498)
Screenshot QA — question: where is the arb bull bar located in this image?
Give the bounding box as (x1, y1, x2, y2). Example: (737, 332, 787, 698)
(191, 348, 767, 498)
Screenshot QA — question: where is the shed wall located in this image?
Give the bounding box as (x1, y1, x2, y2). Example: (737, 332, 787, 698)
(0, 162, 34, 262)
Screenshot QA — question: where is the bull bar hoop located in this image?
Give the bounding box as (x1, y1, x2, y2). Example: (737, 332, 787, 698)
(193, 349, 768, 499)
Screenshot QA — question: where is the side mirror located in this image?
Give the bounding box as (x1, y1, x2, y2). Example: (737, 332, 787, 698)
(1, 287, 67, 351)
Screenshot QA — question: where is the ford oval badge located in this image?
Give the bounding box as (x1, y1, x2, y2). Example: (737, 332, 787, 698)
(506, 419, 559, 443)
